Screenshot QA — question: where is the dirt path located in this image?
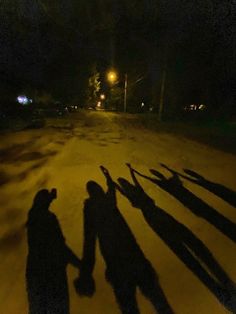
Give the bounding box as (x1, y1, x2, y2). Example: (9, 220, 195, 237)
(0, 111, 235, 313)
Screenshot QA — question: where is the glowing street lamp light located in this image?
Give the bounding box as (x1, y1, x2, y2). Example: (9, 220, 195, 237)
(107, 70, 118, 84)
(107, 69, 128, 112)
(100, 94, 105, 100)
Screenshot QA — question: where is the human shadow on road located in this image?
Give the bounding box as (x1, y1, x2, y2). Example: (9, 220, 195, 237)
(117, 164, 236, 313)
(171, 167, 236, 208)
(26, 189, 81, 314)
(75, 166, 174, 314)
(132, 164, 236, 244)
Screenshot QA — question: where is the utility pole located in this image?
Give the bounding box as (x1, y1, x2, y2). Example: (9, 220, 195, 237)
(124, 74, 128, 113)
(158, 68, 166, 122)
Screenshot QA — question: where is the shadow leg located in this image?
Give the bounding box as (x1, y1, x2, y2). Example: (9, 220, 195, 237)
(112, 282, 139, 314)
(170, 241, 235, 312)
(138, 268, 174, 314)
(185, 232, 235, 289)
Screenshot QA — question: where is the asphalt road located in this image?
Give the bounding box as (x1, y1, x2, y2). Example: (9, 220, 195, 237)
(0, 111, 236, 314)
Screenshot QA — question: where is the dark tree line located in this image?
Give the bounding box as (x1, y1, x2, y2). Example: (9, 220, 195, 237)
(1, 0, 234, 116)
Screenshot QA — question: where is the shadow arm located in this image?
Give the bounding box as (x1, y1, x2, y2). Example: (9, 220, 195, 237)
(161, 164, 197, 183)
(127, 163, 157, 185)
(80, 202, 97, 275)
(126, 164, 143, 189)
(74, 201, 96, 297)
(66, 246, 82, 268)
(100, 166, 117, 203)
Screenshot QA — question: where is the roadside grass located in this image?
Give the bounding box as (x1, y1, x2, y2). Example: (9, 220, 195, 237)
(117, 113, 236, 155)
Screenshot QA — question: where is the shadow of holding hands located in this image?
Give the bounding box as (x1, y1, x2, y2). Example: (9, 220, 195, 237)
(172, 167, 236, 208)
(117, 164, 236, 313)
(26, 189, 81, 314)
(132, 164, 236, 244)
(75, 166, 174, 314)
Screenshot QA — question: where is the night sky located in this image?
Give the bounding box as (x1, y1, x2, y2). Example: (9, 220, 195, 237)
(0, 1, 235, 114)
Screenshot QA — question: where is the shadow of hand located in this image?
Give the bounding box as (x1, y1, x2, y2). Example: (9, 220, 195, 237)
(100, 165, 109, 176)
(74, 273, 95, 297)
(118, 177, 154, 208)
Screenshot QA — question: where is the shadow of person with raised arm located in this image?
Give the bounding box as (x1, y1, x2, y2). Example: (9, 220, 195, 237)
(132, 164, 236, 244)
(117, 164, 236, 313)
(26, 189, 81, 314)
(74, 166, 174, 314)
(180, 168, 236, 208)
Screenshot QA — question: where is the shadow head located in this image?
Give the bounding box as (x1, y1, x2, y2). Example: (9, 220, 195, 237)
(33, 188, 57, 209)
(150, 169, 166, 180)
(184, 169, 204, 180)
(86, 181, 105, 198)
(118, 178, 135, 192)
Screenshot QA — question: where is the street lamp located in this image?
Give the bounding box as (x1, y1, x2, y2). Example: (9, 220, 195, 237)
(107, 70, 118, 84)
(107, 69, 128, 113)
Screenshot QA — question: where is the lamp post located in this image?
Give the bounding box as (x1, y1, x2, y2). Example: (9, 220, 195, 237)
(107, 70, 128, 113)
(124, 74, 128, 113)
(158, 68, 166, 122)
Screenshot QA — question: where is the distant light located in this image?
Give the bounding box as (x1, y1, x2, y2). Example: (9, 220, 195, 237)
(190, 104, 197, 110)
(100, 94, 105, 100)
(141, 102, 145, 107)
(199, 104, 206, 110)
(107, 70, 118, 83)
(97, 101, 101, 107)
(17, 95, 29, 105)
(75, 105, 78, 109)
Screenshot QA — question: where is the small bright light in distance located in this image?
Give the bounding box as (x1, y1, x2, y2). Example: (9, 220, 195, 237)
(17, 95, 28, 105)
(100, 94, 105, 100)
(199, 104, 206, 110)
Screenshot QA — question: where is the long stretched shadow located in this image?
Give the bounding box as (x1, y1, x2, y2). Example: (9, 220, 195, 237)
(76, 166, 174, 314)
(26, 189, 81, 314)
(166, 166, 236, 208)
(132, 165, 236, 244)
(117, 165, 236, 313)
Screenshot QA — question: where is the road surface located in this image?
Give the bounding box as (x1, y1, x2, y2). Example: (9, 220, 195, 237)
(0, 111, 235, 314)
